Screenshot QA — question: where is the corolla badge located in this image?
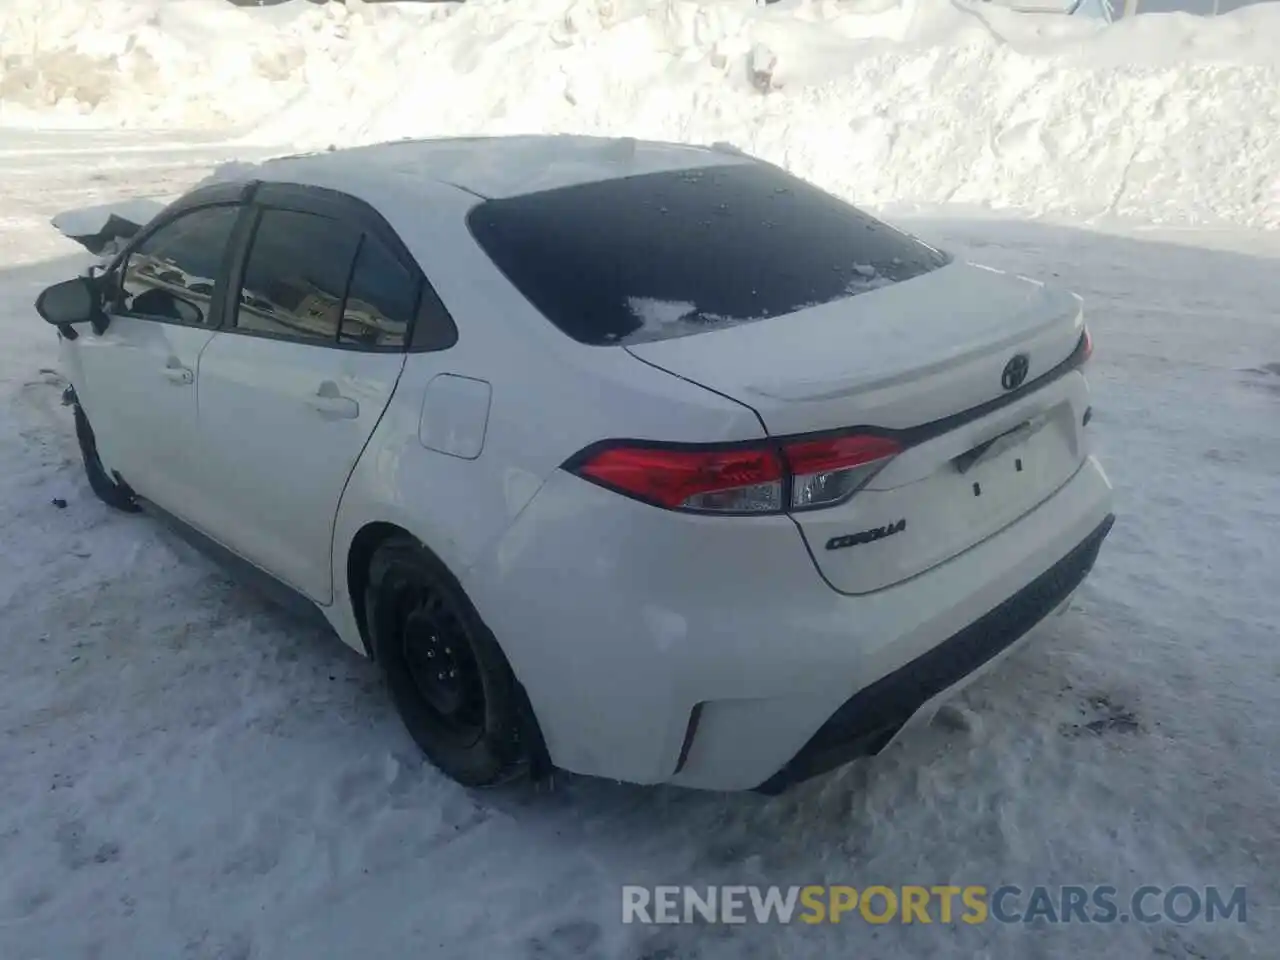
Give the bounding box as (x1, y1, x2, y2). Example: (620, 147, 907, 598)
(825, 519, 906, 551)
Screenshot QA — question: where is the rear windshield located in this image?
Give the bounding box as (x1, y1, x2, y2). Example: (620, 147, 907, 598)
(466, 162, 951, 345)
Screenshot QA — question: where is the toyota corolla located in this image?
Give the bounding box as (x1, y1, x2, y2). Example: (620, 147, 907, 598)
(35, 135, 1114, 793)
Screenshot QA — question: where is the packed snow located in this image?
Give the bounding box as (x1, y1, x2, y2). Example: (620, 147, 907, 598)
(2, 1, 1279, 958)
(625, 298, 705, 340)
(2, 0, 1280, 228)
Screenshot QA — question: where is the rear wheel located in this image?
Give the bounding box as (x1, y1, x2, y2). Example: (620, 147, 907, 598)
(364, 536, 527, 787)
(73, 405, 139, 513)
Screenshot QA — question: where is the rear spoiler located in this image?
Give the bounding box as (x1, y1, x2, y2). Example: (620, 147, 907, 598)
(50, 198, 167, 257)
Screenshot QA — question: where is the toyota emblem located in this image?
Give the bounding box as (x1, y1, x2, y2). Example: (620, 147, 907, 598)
(1001, 353, 1030, 391)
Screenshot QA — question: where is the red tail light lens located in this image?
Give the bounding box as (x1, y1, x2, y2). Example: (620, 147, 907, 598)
(1081, 326, 1093, 362)
(569, 433, 901, 514)
(573, 445, 785, 513)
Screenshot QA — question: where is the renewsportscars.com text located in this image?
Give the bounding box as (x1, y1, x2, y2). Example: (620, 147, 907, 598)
(622, 884, 1247, 926)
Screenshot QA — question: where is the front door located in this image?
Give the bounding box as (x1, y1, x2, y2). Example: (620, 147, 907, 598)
(192, 195, 419, 603)
(71, 203, 243, 515)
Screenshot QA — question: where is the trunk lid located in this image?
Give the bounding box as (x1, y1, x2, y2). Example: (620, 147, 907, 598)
(624, 260, 1084, 435)
(626, 261, 1092, 593)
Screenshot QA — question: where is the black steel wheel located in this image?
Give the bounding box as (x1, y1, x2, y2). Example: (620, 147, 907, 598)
(365, 535, 528, 786)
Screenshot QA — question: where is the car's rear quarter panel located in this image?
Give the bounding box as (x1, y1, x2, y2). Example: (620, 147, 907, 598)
(326, 183, 765, 663)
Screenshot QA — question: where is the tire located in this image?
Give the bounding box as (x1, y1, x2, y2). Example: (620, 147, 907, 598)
(73, 405, 140, 513)
(364, 536, 528, 787)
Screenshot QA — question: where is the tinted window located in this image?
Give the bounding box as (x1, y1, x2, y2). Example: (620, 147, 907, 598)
(467, 163, 951, 345)
(339, 234, 420, 349)
(235, 209, 360, 342)
(118, 205, 240, 326)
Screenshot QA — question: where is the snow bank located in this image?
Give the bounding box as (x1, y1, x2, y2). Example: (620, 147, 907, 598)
(2, 0, 1279, 228)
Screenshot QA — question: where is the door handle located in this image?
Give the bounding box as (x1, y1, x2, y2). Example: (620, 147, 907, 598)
(162, 361, 194, 385)
(308, 381, 359, 420)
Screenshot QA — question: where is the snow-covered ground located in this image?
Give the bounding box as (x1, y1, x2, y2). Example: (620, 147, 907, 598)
(2, 1, 1279, 958)
(3, 0, 1280, 228)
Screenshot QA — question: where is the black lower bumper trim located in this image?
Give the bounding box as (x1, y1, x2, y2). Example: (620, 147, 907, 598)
(755, 513, 1115, 795)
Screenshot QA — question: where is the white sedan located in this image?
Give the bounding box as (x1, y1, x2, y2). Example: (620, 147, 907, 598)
(36, 135, 1114, 793)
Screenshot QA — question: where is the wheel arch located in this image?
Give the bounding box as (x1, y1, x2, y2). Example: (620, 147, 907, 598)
(346, 520, 414, 659)
(343, 519, 552, 777)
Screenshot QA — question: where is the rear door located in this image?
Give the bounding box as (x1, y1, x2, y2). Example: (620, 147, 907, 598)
(71, 200, 245, 513)
(191, 185, 425, 603)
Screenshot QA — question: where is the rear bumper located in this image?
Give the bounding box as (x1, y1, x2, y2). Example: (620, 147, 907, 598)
(467, 455, 1114, 791)
(755, 512, 1114, 794)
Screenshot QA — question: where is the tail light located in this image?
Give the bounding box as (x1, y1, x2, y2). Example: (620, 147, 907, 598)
(568, 432, 902, 515)
(570, 445, 784, 514)
(783, 434, 902, 511)
(1080, 325, 1093, 362)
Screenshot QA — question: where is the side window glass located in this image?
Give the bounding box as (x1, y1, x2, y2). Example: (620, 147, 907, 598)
(235, 209, 360, 343)
(339, 235, 420, 349)
(119, 205, 239, 326)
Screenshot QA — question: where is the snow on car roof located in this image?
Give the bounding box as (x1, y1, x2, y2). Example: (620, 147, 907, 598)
(214, 135, 752, 202)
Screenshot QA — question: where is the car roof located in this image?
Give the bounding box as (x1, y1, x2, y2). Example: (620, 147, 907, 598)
(211, 134, 754, 203)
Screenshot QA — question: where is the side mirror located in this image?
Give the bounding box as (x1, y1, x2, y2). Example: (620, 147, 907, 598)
(36, 277, 101, 326)
(35, 277, 106, 337)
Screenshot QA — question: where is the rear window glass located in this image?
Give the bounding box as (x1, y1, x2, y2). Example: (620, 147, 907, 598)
(466, 162, 951, 346)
